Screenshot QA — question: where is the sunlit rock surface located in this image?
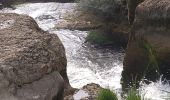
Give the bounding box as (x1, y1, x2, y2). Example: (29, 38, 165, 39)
(0, 13, 68, 100)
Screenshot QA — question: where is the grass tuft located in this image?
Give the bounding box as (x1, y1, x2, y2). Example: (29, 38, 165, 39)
(139, 39, 160, 80)
(96, 88, 118, 100)
(126, 87, 143, 100)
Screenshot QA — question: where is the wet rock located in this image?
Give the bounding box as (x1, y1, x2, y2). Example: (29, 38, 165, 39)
(64, 83, 102, 100)
(122, 0, 170, 89)
(0, 13, 71, 100)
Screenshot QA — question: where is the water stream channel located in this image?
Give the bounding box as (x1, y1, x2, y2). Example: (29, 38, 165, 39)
(0, 2, 170, 100)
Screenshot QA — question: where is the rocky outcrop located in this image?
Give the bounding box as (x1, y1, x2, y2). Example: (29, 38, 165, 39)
(54, 8, 103, 31)
(0, 13, 71, 100)
(122, 0, 170, 89)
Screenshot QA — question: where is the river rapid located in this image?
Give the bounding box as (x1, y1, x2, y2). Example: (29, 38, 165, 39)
(0, 2, 170, 100)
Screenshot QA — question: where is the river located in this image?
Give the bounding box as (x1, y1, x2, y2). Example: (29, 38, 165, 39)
(0, 2, 169, 100)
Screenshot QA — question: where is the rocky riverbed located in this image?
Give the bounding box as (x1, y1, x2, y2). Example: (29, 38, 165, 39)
(0, 2, 170, 100)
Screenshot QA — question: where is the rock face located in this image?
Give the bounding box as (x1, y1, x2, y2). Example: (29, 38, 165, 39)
(122, 0, 170, 88)
(126, 0, 144, 25)
(0, 13, 71, 100)
(126, 0, 138, 25)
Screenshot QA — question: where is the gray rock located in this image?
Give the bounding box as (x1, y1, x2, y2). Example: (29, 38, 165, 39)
(0, 13, 71, 100)
(64, 83, 102, 100)
(16, 71, 64, 100)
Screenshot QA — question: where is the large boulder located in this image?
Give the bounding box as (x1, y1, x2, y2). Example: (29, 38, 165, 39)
(122, 0, 170, 88)
(0, 13, 71, 100)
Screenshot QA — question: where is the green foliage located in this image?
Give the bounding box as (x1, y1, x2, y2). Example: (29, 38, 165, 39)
(79, 0, 126, 22)
(139, 39, 160, 78)
(96, 87, 145, 100)
(96, 88, 118, 100)
(126, 87, 143, 100)
(86, 31, 115, 45)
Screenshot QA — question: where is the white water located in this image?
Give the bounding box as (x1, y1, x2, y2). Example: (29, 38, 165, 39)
(1, 3, 170, 100)
(73, 90, 89, 100)
(139, 78, 170, 100)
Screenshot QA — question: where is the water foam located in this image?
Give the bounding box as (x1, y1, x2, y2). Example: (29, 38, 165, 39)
(1, 3, 170, 100)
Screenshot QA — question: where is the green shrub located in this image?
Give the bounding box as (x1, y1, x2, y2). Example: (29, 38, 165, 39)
(97, 88, 118, 100)
(86, 31, 115, 45)
(78, 0, 126, 22)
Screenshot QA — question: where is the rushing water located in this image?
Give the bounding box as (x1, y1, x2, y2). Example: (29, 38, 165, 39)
(1, 2, 170, 100)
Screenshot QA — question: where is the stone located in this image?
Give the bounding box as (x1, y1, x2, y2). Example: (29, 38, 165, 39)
(54, 10, 103, 31)
(122, 0, 170, 89)
(0, 13, 71, 100)
(16, 71, 64, 100)
(64, 83, 102, 100)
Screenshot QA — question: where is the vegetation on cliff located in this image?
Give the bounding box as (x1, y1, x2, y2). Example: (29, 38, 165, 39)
(97, 87, 143, 100)
(78, 0, 129, 47)
(97, 88, 118, 100)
